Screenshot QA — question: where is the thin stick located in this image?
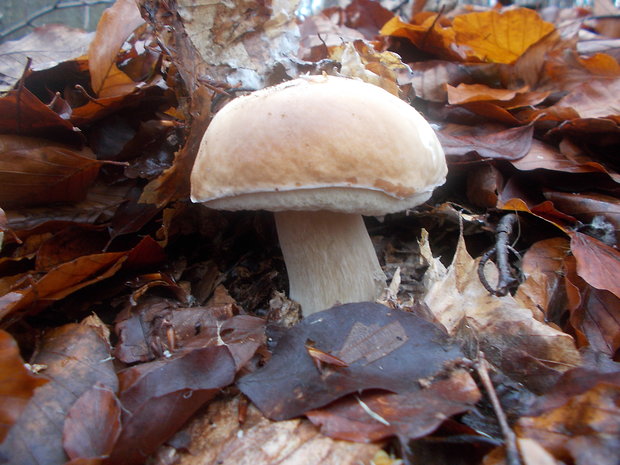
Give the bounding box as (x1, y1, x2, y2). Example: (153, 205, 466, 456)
(475, 352, 521, 465)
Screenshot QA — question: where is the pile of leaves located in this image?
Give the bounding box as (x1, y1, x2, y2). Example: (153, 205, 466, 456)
(0, 0, 619, 464)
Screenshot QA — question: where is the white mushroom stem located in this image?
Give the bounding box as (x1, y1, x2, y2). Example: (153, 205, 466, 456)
(274, 210, 387, 316)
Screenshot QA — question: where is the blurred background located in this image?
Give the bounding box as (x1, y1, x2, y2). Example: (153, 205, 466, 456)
(0, 0, 609, 45)
(0, 0, 114, 43)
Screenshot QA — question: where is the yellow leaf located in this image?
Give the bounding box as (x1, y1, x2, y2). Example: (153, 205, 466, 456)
(454, 8, 555, 64)
(380, 15, 461, 61)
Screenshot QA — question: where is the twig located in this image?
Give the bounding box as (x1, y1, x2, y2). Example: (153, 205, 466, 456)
(474, 352, 522, 465)
(0, 0, 115, 42)
(478, 213, 520, 296)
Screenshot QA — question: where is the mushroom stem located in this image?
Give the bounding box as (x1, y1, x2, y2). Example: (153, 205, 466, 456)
(274, 210, 387, 316)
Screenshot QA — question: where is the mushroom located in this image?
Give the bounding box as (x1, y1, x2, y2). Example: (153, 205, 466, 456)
(190, 75, 447, 316)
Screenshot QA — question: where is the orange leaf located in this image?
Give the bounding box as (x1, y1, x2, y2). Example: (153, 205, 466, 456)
(578, 53, 620, 76)
(0, 135, 102, 209)
(454, 8, 555, 64)
(380, 15, 461, 61)
(0, 330, 48, 442)
(88, 0, 144, 97)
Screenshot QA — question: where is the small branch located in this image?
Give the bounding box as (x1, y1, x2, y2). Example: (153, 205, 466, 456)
(478, 213, 520, 296)
(0, 0, 115, 42)
(474, 352, 522, 465)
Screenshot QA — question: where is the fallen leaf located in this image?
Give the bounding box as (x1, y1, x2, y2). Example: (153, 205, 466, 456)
(0, 323, 117, 465)
(569, 231, 620, 298)
(437, 123, 533, 161)
(238, 302, 463, 420)
(516, 381, 620, 465)
(549, 79, 620, 119)
(453, 8, 555, 64)
(515, 237, 570, 322)
(564, 255, 620, 356)
(446, 83, 549, 109)
(63, 383, 121, 462)
(380, 14, 461, 61)
(88, 0, 145, 97)
(305, 369, 480, 442)
(153, 395, 382, 465)
(0, 330, 48, 441)
(0, 24, 94, 93)
(0, 87, 77, 141)
(107, 344, 237, 465)
(543, 191, 620, 244)
(0, 135, 102, 209)
(423, 232, 581, 393)
(0, 236, 165, 325)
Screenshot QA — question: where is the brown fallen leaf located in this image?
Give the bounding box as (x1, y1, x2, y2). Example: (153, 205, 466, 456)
(0, 322, 118, 465)
(305, 368, 481, 443)
(564, 254, 620, 356)
(0, 86, 78, 141)
(516, 380, 620, 465)
(0, 330, 48, 442)
(569, 230, 620, 299)
(63, 383, 121, 462)
(0, 24, 94, 93)
(107, 344, 237, 465)
(88, 0, 145, 98)
(514, 237, 570, 323)
(437, 123, 534, 161)
(422, 231, 581, 393)
(0, 135, 102, 209)
(238, 302, 463, 420)
(0, 235, 165, 325)
(152, 395, 383, 465)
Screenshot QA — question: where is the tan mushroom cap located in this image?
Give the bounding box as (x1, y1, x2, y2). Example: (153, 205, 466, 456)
(190, 75, 447, 216)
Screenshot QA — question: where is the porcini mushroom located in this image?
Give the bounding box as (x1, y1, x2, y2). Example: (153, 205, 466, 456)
(190, 75, 447, 316)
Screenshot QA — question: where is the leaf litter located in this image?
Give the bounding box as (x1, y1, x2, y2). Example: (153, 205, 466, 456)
(0, 0, 619, 464)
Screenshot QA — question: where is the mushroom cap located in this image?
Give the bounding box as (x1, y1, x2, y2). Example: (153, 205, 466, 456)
(190, 75, 447, 215)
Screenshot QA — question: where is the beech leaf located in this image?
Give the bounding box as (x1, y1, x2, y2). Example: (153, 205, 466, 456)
(88, 0, 145, 97)
(238, 302, 463, 421)
(0, 330, 48, 442)
(454, 8, 555, 64)
(0, 323, 117, 465)
(569, 231, 620, 298)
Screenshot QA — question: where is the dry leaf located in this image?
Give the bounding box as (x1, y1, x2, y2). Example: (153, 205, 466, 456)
(88, 0, 145, 97)
(0, 330, 48, 442)
(454, 8, 555, 64)
(423, 232, 581, 392)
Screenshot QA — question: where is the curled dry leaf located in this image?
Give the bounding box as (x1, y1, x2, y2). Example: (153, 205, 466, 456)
(0, 235, 165, 325)
(0, 323, 117, 465)
(422, 232, 581, 393)
(88, 0, 145, 98)
(0, 330, 48, 442)
(0, 24, 94, 93)
(0, 87, 77, 141)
